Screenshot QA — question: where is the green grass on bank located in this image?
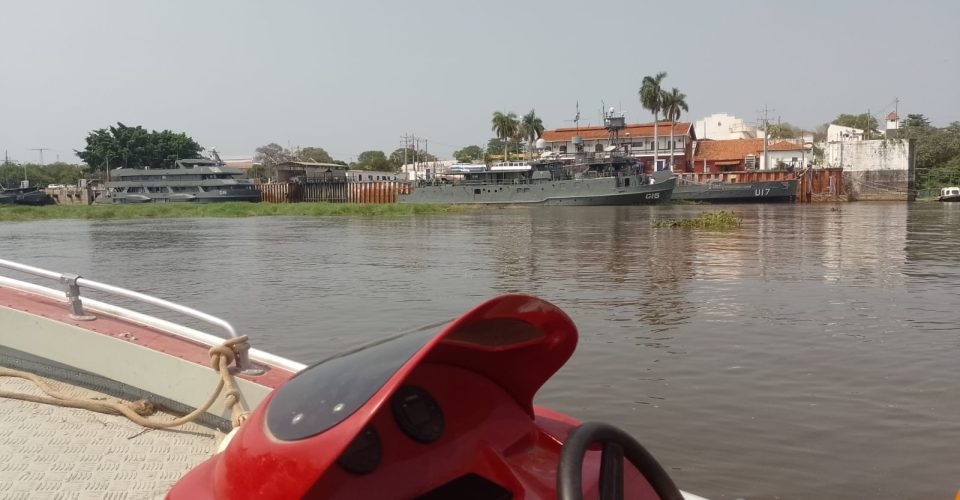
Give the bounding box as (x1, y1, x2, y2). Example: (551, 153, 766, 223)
(653, 210, 742, 230)
(0, 202, 473, 222)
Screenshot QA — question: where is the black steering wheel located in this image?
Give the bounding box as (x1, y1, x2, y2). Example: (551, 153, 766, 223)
(557, 422, 685, 500)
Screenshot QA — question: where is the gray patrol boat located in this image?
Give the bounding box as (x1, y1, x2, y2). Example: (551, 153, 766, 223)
(96, 151, 259, 204)
(398, 112, 674, 206)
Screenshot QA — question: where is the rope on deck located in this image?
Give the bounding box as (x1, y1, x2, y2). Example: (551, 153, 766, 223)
(0, 336, 251, 429)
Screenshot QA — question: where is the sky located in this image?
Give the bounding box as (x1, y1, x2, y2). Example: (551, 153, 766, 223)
(1, 0, 958, 164)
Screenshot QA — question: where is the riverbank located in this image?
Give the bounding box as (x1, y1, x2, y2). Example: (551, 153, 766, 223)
(0, 202, 470, 222)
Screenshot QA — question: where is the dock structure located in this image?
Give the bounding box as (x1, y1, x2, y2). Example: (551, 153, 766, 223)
(258, 180, 410, 204)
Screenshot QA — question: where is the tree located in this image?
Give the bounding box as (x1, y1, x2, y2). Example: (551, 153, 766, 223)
(453, 145, 484, 163)
(254, 143, 297, 179)
(519, 110, 545, 160)
(354, 150, 390, 171)
(298, 147, 334, 163)
(491, 111, 519, 161)
(388, 148, 436, 170)
(75, 122, 202, 171)
(765, 122, 800, 140)
(0, 162, 88, 188)
(660, 87, 688, 169)
(486, 138, 521, 161)
(639, 71, 668, 170)
(831, 113, 881, 139)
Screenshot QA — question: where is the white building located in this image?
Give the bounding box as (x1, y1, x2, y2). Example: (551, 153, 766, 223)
(693, 113, 758, 140)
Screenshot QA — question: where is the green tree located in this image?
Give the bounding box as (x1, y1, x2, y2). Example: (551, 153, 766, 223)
(0, 163, 88, 188)
(298, 147, 334, 163)
(354, 150, 390, 171)
(453, 145, 484, 163)
(486, 137, 521, 161)
(75, 122, 202, 171)
(908, 120, 960, 189)
(491, 111, 519, 161)
(254, 143, 296, 179)
(660, 87, 688, 169)
(765, 122, 800, 140)
(639, 71, 668, 170)
(519, 110, 545, 160)
(831, 113, 882, 139)
(388, 148, 436, 170)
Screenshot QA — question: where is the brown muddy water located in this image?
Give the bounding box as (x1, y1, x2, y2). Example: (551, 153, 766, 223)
(2, 202, 959, 499)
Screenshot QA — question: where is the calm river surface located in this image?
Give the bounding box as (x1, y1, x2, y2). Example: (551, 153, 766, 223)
(2, 203, 959, 499)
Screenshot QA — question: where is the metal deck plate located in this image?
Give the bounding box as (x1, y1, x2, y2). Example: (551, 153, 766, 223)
(0, 376, 217, 499)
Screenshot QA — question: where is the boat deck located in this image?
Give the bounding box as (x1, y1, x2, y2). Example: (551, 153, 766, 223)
(0, 375, 218, 499)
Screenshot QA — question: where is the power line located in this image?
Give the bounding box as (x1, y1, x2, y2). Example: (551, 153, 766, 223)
(28, 147, 53, 166)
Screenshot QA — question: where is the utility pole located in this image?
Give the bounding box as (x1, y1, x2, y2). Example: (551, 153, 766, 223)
(29, 147, 52, 166)
(757, 105, 774, 170)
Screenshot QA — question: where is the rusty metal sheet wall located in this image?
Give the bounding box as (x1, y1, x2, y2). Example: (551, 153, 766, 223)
(258, 181, 410, 204)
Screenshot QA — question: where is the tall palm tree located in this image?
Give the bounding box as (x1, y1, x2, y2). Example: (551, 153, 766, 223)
(519, 109, 545, 160)
(639, 71, 668, 171)
(491, 111, 519, 162)
(661, 87, 688, 170)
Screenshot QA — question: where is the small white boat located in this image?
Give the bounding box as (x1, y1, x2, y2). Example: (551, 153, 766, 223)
(939, 186, 960, 202)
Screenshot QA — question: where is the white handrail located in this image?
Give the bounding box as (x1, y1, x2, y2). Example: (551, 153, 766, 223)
(0, 258, 297, 374)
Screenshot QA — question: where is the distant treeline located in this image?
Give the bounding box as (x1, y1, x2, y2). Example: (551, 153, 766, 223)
(0, 163, 89, 189)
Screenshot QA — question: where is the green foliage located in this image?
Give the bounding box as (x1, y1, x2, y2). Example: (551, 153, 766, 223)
(76, 123, 202, 171)
(904, 116, 960, 189)
(0, 202, 473, 222)
(453, 145, 484, 163)
(486, 138, 522, 160)
(831, 114, 882, 139)
(765, 122, 800, 140)
(0, 163, 88, 188)
(654, 211, 742, 230)
(353, 150, 390, 171)
(298, 147, 334, 163)
(388, 148, 436, 169)
(639, 72, 668, 118)
(254, 143, 296, 177)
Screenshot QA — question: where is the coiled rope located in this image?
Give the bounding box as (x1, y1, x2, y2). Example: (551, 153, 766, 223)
(0, 336, 252, 429)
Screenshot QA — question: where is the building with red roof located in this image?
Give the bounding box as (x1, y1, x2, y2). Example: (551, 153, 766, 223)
(540, 121, 695, 172)
(691, 139, 810, 173)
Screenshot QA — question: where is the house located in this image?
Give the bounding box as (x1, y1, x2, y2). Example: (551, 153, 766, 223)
(691, 139, 811, 173)
(540, 121, 695, 172)
(276, 161, 347, 182)
(693, 113, 758, 140)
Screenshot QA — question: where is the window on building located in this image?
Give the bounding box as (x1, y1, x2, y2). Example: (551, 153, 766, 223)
(560, 145, 567, 154)
(595, 144, 603, 153)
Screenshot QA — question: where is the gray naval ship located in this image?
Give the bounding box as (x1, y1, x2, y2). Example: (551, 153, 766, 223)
(398, 111, 674, 206)
(398, 156, 674, 206)
(668, 175, 799, 203)
(95, 151, 260, 204)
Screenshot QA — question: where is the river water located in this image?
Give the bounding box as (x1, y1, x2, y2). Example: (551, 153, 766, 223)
(2, 203, 959, 499)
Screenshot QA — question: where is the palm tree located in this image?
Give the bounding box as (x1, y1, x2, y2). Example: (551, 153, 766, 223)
(639, 71, 668, 171)
(519, 109, 545, 160)
(491, 111, 519, 162)
(661, 87, 688, 170)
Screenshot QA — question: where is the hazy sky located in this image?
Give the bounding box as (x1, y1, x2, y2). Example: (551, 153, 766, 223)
(2, 0, 958, 163)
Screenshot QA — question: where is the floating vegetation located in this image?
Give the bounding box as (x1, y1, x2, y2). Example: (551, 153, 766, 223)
(0, 202, 471, 222)
(653, 210, 742, 230)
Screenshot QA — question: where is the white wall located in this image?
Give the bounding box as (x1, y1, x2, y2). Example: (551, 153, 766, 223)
(827, 124, 863, 142)
(824, 139, 910, 171)
(694, 113, 757, 140)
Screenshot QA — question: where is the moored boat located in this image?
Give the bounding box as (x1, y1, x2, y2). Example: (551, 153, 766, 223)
(671, 177, 799, 203)
(95, 151, 260, 204)
(0, 258, 705, 499)
(938, 186, 960, 202)
(398, 155, 675, 206)
(0, 184, 56, 206)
